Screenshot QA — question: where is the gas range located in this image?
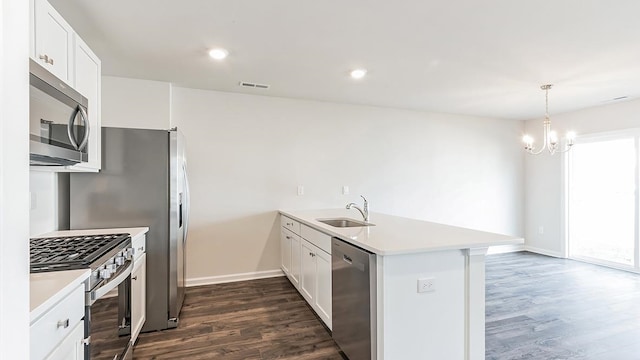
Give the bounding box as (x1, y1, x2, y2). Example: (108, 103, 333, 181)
(30, 233, 133, 291)
(30, 232, 135, 360)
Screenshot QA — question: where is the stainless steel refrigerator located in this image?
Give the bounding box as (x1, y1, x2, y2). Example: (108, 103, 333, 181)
(69, 127, 190, 332)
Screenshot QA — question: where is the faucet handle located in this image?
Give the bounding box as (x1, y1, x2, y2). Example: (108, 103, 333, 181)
(360, 195, 368, 212)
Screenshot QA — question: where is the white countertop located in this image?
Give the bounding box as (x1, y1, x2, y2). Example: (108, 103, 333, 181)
(30, 227, 149, 322)
(280, 209, 522, 255)
(30, 269, 90, 323)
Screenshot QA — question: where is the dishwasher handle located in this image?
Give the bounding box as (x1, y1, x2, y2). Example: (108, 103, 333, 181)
(336, 251, 366, 272)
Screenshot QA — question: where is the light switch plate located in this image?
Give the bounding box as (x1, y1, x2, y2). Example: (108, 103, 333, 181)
(342, 186, 349, 195)
(297, 185, 304, 196)
(417, 277, 435, 293)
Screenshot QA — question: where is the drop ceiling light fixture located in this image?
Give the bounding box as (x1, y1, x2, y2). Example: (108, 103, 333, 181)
(523, 84, 576, 155)
(208, 48, 229, 60)
(350, 69, 367, 79)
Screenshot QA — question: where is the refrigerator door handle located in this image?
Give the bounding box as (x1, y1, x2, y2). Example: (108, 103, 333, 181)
(182, 162, 190, 244)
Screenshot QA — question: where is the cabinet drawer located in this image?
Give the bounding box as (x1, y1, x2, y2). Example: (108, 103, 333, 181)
(31, 284, 85, 360)
(281, 215, 300, 234)
(132, 233, 146, 261)
(301, 224, 331, 254)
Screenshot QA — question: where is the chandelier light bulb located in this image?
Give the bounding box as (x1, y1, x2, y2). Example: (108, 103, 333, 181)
(548, 131, 558, 144)
(522, 135, 533, 144)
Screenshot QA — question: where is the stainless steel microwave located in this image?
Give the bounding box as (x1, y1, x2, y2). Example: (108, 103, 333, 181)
(29, 59, 90, 166)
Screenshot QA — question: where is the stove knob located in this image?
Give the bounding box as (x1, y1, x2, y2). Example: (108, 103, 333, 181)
(106, 264, 117, 271)
(115, 256, 125, 266)
(126, 248, 135, 260)
(100, 268, 112, 279)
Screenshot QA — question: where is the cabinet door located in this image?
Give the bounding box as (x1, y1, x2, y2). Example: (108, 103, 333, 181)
(131, 254, 147, 344)
(290, 235, 301, 289)
(44, 320, 85, 360)
(33, 0, 73, 83)
(281, 229, 292, 275)
(315, 249, 332, 329)
(69, 35, 101, 171)
(300, 240, 316, 303)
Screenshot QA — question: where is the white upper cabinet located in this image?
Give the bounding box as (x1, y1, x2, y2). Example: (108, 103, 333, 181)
(70, 36, 101, 171)
(32, 0, 74, 84)
(29, 0, 102, 172)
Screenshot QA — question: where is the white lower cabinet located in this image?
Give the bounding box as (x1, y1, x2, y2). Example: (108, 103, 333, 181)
(281, 229, 291, 275)
(131, 253, 146, 344)
(130, 233, 146, 346)
(44, 320, 84, 360)
(281, 215, 332, 329)
(290, 235, 301, 288)
(300, 239, 332, 329)
(300, 240, 317, 303)
(314, 248, 332, 328)
(281, 227, 301, 288)
(31, 283, 85, 360)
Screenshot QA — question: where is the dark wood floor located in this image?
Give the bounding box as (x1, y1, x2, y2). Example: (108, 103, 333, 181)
(92, 251, 640, 359)
(486, 252, 640, 360)
(133, 277, 343, 359)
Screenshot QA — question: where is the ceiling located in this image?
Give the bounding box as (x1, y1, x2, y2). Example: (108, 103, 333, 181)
(50, 0, 640, 120)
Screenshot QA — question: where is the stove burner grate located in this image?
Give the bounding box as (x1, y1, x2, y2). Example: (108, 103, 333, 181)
(30, 233, 130, 272)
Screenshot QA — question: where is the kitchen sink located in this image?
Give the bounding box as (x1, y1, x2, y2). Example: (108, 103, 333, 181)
(316, 218, 375, 228)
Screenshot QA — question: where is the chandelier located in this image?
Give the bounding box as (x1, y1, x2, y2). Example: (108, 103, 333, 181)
(522, 84, 575, 155)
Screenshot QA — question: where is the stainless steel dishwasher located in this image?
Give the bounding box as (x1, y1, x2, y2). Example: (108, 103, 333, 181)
(332, 238, 377, 360)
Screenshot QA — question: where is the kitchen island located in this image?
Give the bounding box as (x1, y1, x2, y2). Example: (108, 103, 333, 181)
(279, 209, 522, 360)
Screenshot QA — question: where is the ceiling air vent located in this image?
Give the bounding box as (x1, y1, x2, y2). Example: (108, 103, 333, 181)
(238, 81, 270, 90)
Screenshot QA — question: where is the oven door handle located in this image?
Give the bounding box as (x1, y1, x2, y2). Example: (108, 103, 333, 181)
(86, 261, 133, 306)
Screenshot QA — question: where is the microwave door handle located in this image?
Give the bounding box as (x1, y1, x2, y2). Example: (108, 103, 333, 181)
(67, 105, 80, 150)
(76, 106, 90, 151)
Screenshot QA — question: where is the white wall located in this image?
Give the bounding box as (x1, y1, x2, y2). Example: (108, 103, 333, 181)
(29, 172, 68, 236)
(0, 0, 30, 356)
(524, 98, 640, 256)
(102, 76, 171, 129)
(171, 87, 524, 281)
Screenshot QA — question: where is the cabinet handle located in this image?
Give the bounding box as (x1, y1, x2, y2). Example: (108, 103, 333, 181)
(286, 222, 293, 226)
(57, 319, 70, 329)
(38, 54, 54, 65)
(309, 252, 315, 257)
(132, 276, 138, 281)
(138, 247, 144, 251)
(285, 236, 291, 239)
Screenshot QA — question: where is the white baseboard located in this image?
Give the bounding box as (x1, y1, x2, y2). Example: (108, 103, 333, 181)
(487, 243, 525, 255)
(524, 245, 564, 258)
(186, 269, 285, 287)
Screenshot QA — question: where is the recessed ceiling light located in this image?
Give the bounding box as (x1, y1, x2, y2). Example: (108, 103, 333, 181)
(208, 48, 229, 60)
(350, 69, 367, 79)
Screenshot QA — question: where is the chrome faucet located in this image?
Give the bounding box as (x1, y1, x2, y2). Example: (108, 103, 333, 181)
(346, 195, 369, 222)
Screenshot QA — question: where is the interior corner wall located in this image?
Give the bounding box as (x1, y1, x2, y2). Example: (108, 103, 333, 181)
(1, 0, 30, 356)
(101, 76, 171, 129)
(170, 86, 525, 281)
(524, 98, 640, 257)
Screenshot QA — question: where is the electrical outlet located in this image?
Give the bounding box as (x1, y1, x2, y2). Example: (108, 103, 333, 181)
(538, 226, 544, 235)
(342, 186, 350, 195)
(297, 185, 304, 196)
(417, 278, 435, 293)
